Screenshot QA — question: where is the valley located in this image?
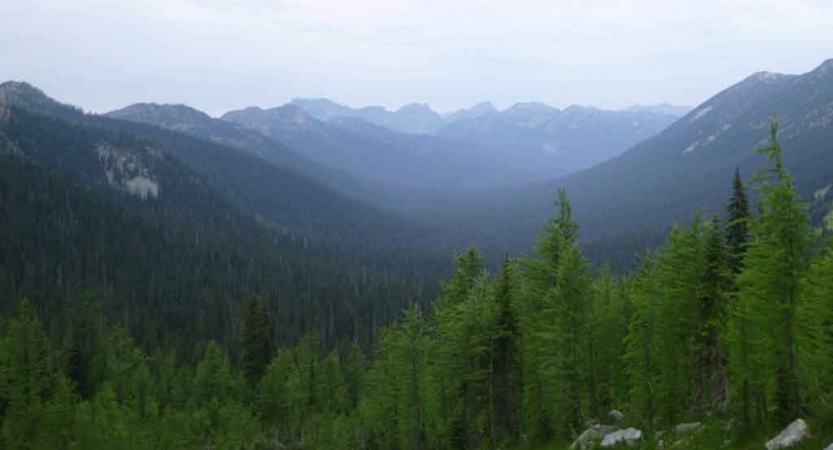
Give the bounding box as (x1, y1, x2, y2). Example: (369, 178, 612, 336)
(2, 54, 833, 450)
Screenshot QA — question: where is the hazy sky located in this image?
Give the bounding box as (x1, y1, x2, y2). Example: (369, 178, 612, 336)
(3, 0, 832, 115)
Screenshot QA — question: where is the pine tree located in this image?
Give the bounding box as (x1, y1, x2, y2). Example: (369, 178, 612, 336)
(541, 241, 591, 437)
(696, 218, 731, 411)
(624, 254, 660, 426)
(797, 239, 833, 421)
(344, 342, 366, 412)
(194, 341, 234, 407)
(241, 295, 272, 386)
(518, 188, 578, 442)
(257, 349, 293, 427)
(65, 289, 105, 399)
(0, 300, 55, 448)
(491, 256, 521, 442)
(729, 122, 813, 428)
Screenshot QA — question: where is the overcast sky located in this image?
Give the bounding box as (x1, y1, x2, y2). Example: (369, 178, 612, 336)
(2, 0, 832, 115)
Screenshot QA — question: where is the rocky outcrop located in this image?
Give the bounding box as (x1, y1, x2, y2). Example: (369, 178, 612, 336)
(765, 419, 810, 450)
(572, 425, 619, 450)
(600, 428, 642, 447)
(608, 410, 625, 423)
(675, 422, 701, 435)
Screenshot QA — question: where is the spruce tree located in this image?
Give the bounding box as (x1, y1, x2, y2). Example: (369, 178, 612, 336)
(726, 167, 751, 274)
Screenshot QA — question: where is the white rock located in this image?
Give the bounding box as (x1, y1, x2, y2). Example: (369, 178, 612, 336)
(608, 410, 626, 423)
(823, 441, 833, 450)
(765, 419, 810, 450)
(572, 425, 618, 450)
(675, 422, 701, 435)
(601, 428, 642, 447)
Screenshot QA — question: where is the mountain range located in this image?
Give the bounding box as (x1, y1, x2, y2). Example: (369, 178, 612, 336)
(449, 59, 833, 265)
(0, 81, 448, 348)
(218, 100, 683, 203)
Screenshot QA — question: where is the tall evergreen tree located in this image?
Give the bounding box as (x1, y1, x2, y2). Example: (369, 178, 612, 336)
(65, 289, 104, 399)
(696, 218, 731, 411)
(518, 188, 578, 442)
(241, 295, 272, 386)
(491, 256, 520, 442)
(727, 167, 751, 274)
(729, 122, 813, 428)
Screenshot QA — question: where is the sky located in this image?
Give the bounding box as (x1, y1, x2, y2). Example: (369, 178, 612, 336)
(2, 0, 832, 116)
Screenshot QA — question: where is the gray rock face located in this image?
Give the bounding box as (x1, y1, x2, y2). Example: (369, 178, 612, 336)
(600, 428, 642, 447)
(675, 422, 701, 435)
(823, 442, 833, 450)
(765, 419, 810, 450)
(608, 410, 626, 423)
(572, 425, 619, 450)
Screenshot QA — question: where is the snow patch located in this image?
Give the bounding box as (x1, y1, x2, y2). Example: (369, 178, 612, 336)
(683, 141, 700, 154)
(541, 141, 560, 155)
(815, 184, 832, 201)
(689, 106, 713, 122)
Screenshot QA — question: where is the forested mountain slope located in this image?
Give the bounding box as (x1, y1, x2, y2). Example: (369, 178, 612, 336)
(221, 104, 539, 197)
(2, 82, 429, 249)
(437, 103, 680, 176)
(106, 102, 381, 204)
(0, 99, 440, 356)
(457, 59, 833, 264)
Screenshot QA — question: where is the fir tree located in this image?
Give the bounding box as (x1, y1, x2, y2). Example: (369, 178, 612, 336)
(727, 167, 751, 274)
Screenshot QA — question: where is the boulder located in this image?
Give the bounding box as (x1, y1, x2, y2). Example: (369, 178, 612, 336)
(765, 419, 810, 450)
(571, 425, 618, 450)
(823, 442, 833, 450)
(601, 428, 642, 447)
(608, 410, 626, 423)
(675, 422, 701, 435)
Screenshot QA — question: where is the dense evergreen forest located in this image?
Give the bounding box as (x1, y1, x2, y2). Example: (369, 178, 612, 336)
(2, 122, 832, 449)
(0, 104, 447, 358)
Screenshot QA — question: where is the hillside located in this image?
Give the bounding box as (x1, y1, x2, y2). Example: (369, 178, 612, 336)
(437, 103, 681, 177)
(106, 102, 381, 203)
(0, 90, 442, 353)
(453, 59, 833, 264)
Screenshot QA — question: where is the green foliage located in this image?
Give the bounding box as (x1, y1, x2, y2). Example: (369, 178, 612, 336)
(728, 122, 814, 430)
(2, 120, 832, 450)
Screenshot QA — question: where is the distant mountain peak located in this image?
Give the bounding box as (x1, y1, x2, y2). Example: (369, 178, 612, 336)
(0, 81, 45, 98)
(507, 101, 557, 111)
(396, 103, 436, 113)
(746, 70, 789, 83)
(813, 58, 833, 74)
(444, 102, 497, 123)
(109, 102, 213, 123)
(0, 80, 72, 114)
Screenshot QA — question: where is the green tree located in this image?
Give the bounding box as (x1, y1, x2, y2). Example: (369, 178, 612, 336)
(518, 188, 578, 442)
(726, 167, 751, 274)
(491, 256, 521, 442)
(797, 239, 833, 423)
(0, 300, 56, 449)
(257, 349, 292, 428)
(728, 122, 813, 428)
(241, 295, 272, 386)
